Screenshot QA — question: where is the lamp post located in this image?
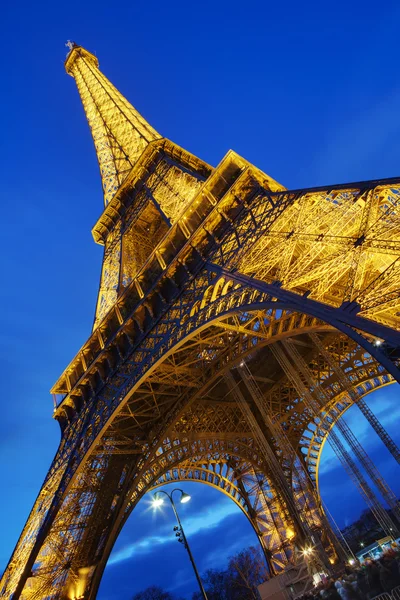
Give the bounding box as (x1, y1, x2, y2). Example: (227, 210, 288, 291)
(153, 488, 208, 600)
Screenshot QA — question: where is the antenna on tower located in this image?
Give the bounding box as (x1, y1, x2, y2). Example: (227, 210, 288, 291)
(65, 40, 76, 52)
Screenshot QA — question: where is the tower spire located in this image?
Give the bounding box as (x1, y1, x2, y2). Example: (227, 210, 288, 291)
(65, 43, 161, 206)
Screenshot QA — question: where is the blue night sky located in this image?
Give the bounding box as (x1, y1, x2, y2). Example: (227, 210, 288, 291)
(1, 1, 400, 598)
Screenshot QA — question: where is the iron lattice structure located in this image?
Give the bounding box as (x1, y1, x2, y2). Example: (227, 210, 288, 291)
(2, 43, 400, 600)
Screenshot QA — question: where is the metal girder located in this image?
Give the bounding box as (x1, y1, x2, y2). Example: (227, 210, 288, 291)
(309, 332, 400, 465)
(283, 338, 399, 519)
(3, 44, 400, 600)
(151, 458, 292, 574)
(272, 339, 398, 537)
(208, 265, 400, 350)
(237, 362, 343, 565)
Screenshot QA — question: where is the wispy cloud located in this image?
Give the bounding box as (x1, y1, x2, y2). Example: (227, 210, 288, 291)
(201, 531, 256, 571)
(319, 453, 339, 475)
(319, 385, 400, 476)
(108, 500, 239, 566)
(107, 387, 400, 569)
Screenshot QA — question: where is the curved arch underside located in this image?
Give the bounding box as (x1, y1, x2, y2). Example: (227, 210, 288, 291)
(4, 175, 400, 600)
(150, 457, 294, 574)
(16, 304, 398, 600)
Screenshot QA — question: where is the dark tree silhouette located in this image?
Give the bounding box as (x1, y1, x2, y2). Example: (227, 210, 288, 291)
(192, 568, 231, 600)
(192, 546, 268, 600)
(132, 585, 177, 600)
(228, 545, 269, 598)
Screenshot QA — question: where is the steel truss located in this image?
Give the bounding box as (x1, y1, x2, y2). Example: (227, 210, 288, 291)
(237, 363, 347, 563)
(2, 44, 400, 600)
(284, 338, 399, 520)
(155, 454, 296, 575)
(309, 332, 400, 465)
(271, 340, 398, 536)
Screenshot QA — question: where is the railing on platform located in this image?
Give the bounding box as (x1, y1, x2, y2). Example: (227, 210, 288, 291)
(370, 590, 400, 600)
(391, 585, 400, 600)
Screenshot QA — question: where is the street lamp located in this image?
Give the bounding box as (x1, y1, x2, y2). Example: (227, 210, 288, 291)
(152, 488, 208, 600)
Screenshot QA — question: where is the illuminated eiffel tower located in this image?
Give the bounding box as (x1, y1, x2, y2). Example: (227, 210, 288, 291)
(2, 43, 400, 599)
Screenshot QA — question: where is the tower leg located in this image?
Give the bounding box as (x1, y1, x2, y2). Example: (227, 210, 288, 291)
(356, 398, 400, 464)
(225, 371, 307, 543)
(272, 340, 398, 537)
(309, 332, 400, 466)
(65, 454, 130, 599)
(238, 362, 343, 568)
(231, 459, 292, 574)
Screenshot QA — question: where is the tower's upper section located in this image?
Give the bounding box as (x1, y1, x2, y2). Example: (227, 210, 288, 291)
(65, 43, 161, 206)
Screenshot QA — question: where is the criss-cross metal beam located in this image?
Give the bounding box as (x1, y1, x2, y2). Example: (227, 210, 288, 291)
(3, 43, 400, 600)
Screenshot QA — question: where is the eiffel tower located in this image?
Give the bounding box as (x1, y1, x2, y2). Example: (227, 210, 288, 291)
(2, 43, 400, 600)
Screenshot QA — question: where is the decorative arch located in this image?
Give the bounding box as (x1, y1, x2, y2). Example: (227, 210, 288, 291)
(8, 273, 400, 600)
(302, 374, 394, 490)
(87, 437, 298, 599)
(148, 454, 295, 573)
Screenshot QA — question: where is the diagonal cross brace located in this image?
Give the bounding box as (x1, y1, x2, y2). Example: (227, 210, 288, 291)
(206, 263, 400, 352)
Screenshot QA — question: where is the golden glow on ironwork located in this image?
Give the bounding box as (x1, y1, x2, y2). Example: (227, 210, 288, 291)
(65, 44, 214, 327)
(68, 566, 92, 600)
(65, 44, 161, 207)
(237, 186, 400, 328)
(2, 43, 400, 600)
(286, 528, 295, 539)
